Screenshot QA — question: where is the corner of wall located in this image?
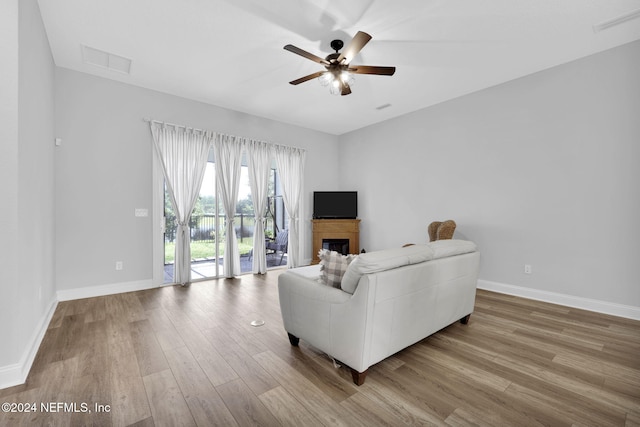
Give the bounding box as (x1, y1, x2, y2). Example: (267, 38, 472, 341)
(0, 298, 57, 390)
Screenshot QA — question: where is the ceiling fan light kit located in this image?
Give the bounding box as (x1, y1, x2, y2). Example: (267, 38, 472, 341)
(284, 31, 396, 96)
(318, 69, 355, 96)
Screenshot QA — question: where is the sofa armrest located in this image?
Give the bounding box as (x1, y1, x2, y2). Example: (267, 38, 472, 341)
(278, 273, 351, 343)
(278, 271, 371, 370)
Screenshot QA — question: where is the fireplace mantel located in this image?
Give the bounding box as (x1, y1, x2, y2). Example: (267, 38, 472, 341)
(311, 219, 360, 264)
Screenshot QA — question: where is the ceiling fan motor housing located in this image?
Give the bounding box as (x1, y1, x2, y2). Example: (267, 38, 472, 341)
(325, 52, 341, 63)
(330, 39, 344, 52)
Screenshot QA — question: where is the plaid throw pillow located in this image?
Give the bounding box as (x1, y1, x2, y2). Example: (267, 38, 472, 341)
(318, 249, 357, 288)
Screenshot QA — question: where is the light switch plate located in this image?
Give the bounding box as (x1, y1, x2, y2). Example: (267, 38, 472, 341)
(135, 208, 148, 217)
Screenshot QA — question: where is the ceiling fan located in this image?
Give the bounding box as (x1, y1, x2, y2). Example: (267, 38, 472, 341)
(284, 31, 396, 96)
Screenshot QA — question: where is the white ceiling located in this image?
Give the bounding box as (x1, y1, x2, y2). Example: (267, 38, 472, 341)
(38, 0, 640, 135)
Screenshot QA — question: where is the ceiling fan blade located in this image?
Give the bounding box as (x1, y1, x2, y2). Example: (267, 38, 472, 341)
(348, 65, 396, 76)
(289, 71, 325, 85)
(337, 31, 372, 64)
(341, 81, 352, 96)
(283, 44, 330, 65)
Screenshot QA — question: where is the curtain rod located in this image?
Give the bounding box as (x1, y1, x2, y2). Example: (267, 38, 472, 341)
(142, 117, 305, 153)
(143, 117, 208, 133)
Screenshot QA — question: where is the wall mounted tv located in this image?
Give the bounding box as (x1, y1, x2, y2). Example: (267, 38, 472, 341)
(313, 191, 358, 219)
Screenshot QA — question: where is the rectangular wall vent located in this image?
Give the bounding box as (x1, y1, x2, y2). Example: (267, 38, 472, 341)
(82, 45, 131, 74)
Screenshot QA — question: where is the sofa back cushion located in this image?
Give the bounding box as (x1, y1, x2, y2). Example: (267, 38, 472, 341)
(340, 245, 435, 294)
(428, 239, 477, 259)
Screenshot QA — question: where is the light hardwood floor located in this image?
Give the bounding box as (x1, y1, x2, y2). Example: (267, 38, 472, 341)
(1, 270, 639, 426)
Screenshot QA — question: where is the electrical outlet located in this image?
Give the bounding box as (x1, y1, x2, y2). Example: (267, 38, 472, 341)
(524, 264, 532, 274)
(116, 261, 123, 271)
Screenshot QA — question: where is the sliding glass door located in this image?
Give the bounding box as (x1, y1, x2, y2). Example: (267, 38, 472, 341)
(162, 152, 286, 283)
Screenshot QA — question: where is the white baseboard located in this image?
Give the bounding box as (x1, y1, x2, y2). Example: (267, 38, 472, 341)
(477, 279, 640, 321)
(0, 298, 58, 390)
(57, 279, 157, 301)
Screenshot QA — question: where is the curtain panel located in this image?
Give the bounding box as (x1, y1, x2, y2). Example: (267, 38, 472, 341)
(274, 145, 306, 268)
(246, 140, 271, 274)
(214, 134, 244, 277)
(150, 123, 213, 285)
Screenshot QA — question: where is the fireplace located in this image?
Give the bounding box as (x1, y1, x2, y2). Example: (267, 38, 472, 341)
(322, 239, 350, 255)
(311, 219, 360, 264)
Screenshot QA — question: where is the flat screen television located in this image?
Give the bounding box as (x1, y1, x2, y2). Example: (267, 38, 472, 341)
(313, 191, 358, 219)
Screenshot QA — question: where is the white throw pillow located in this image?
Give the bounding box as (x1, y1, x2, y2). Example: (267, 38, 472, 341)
(318, 249, 357, 288)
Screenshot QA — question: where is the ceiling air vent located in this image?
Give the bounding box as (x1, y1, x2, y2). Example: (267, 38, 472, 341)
(82, 45, 131, 74)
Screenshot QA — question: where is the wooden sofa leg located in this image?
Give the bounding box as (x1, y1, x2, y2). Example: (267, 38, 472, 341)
(287, 333, 300, 346)
(460, 314, 471, 325)
(350, 368, 368, 386)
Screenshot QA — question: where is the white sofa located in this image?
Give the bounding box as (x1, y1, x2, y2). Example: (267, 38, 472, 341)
(278, 240, 480, 385)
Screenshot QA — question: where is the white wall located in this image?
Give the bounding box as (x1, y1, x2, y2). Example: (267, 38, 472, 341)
(339, 40, 640, 311)
(54, 69, 340, 292)
(0, 0, 21, 376)
(0, 0, 57, 388)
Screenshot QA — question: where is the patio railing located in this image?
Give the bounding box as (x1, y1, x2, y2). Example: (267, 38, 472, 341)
(164, 213, 275, 244)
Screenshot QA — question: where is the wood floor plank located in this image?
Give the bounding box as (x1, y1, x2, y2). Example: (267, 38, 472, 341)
(287, 354, 361, 403)
(216, 378, 280, 426)
(129, 319, 170, 377)
(26, 357, 81, 427)
(77, 320, 109, 376)
(253, 350, 363, 427)
(164, 345, 215, 398)
(83, 295, 108, 323)
(107, 322, 152, 427)
(552, 352, 640, 384)
(67, 372, 113, 427)
(258, 386, 322, 427)
(216, 337, 280, 395)
(142, 369, 196, 427)
(0, 386, 43, 427)
(491, 352, 637, 415)
(163, 345, 239, 427)
(341, 378, 445, 426)
(407, 343, 512, 392)
(144, 308, 186, 352)
(175, 321, 238, 387)
(504, 381, 626, 426)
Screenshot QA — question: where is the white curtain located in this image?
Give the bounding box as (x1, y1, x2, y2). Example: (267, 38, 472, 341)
(274, 145, 306, 268)
(150, 123, 213, 285)
(246, 140, 271, 274)
(214, 134, 244, 277)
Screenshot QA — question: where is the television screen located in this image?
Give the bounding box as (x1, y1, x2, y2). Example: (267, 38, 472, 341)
(313, 191, 357, 219)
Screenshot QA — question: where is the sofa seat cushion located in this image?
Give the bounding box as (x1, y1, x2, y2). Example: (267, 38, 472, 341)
(287, 264, 322, 280)
(428, 239, 477, 259)
(340, 245, 435, 294)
